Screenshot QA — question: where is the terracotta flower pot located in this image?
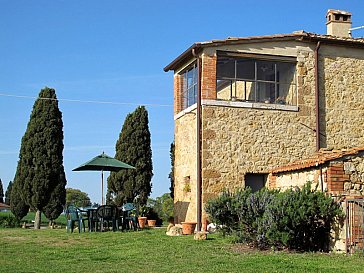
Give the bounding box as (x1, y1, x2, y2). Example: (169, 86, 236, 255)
(181, 222, 197, 235)
(138, 217, 147, 229)
(147, 219, 157, 227)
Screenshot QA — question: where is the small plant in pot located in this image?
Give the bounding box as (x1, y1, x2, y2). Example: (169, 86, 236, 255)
(146, 207, 161, 227)
(137, 205, 148, 229)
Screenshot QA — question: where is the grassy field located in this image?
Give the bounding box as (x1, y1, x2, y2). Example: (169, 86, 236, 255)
(1, 228, 364, 273)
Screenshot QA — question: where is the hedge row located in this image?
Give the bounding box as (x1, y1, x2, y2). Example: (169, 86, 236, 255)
(205, 183, 344, 252)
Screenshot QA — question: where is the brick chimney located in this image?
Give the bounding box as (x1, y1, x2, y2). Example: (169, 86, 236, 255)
(326, 9, 352, 38)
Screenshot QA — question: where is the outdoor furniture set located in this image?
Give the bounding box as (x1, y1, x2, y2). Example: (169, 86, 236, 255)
(66, 203, 138, 233)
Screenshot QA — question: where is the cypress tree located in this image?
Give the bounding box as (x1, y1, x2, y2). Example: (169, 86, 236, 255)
(10, 180, 29, 220)
(12, 87, 67, 229)
(43, 174, 67, 228)
(108, 106, 153, 206)
(5, 181, 13, 205)
(0, 179, 4, 203)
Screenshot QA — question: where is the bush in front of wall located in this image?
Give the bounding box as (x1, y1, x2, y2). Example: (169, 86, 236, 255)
(205, 182, 344, 252)
(235, 188, 277, 249)
(0, 213, 20, 228)
(264, 183, 344, 251)
(205, 190, 240, 236)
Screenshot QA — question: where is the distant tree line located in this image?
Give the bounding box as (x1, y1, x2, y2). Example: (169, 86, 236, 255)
(0, 179, 14, 205)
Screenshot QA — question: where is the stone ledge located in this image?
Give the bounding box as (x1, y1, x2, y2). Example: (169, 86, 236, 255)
(203, 99, 299, 112)
(174, 99, 299, 120)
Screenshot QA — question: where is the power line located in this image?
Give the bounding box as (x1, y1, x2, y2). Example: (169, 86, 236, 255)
(0, 92, 173, 107)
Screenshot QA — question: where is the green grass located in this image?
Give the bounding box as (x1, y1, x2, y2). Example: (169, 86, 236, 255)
(1, 228, 364, 273)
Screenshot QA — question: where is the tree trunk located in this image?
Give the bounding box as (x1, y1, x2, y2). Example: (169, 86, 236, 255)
(34, 210, 41, 229)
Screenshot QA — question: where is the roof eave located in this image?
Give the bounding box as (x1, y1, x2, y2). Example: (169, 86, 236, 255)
(163, 43, 202, 72)
(307, 37, 364, 48)
(164, 33, 364, 72)
(163, 34, 307, 72)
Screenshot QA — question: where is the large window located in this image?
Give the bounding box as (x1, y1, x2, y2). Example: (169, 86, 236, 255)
(180, 63, 198, 109)
(216, 53, 297, 105)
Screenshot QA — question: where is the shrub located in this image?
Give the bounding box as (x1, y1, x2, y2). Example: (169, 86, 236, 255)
(205, 190, 240, 235)
(0, 214, 20, 228)
(264, 183, 344, 251)
(205, 183, 344, 252)
(235, 188, 277, 248)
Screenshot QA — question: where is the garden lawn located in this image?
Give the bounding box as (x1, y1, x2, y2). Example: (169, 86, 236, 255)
(1, 228, 364, 273)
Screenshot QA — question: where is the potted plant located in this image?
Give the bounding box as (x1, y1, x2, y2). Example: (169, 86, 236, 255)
(137, 205, 148, 229)
(146, 207, 159, 227)
(181, 222, 197, 235)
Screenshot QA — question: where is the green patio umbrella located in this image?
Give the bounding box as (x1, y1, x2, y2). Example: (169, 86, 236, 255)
(72, 152, 135, 205)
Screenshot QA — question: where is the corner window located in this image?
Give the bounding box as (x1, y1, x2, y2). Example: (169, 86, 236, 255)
(180, 63, 198, 110)
(216, 54, 297, 106)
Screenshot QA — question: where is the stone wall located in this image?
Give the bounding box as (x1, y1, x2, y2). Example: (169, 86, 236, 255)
(269, 168, 326, 192)
(341, 154, 364, 195)
(201, 105, 317, 220)
(174, 110, 197, 223)
(320, 47, 364, 149)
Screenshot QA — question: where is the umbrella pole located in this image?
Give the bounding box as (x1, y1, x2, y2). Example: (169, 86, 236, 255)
(101, 170, 104, 205)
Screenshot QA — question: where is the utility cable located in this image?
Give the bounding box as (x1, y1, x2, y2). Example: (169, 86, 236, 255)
(0, 92, 173, 107)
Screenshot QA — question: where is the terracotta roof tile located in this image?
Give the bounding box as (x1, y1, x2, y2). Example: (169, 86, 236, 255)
(270, 146, 364, 174)
(0, 203, 10, 209)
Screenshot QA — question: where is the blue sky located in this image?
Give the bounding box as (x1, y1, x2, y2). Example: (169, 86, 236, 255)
(0, 1, 363, 204)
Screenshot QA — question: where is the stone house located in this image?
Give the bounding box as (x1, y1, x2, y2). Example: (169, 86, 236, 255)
(164, 10, 364, 229)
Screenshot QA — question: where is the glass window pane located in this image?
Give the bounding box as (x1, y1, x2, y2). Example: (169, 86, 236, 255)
(217, 79, 232, 100)
(216, 57, 235, 78)
(187, 68, 194, 87)
(236, 59, 255, 80)
(256, 82, 275, 103)
(257, 61, 275, 81)
(276, 62, 295, 84)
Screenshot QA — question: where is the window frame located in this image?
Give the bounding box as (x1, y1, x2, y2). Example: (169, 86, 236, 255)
(216, 51, 297, 106)
(180, 62, 198, 110)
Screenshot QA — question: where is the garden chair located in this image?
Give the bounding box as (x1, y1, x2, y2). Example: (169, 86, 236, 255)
(96, 205, 119, 232)
(66, 205, 87, 233)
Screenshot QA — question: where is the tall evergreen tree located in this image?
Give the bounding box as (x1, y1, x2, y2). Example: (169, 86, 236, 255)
(12, 87, 67, 229)
(168, 142, 175, 199)
(43, 176, 67, 227)
(108, 106, 153, 206)
(5, 181, 13, 205)
(10, 180, 29, 220)
(0, 179, 4, 203)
